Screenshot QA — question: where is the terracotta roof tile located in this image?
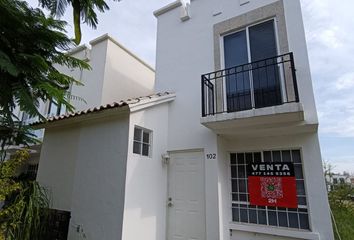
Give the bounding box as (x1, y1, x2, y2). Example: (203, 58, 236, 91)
(32, 92, 172, 126)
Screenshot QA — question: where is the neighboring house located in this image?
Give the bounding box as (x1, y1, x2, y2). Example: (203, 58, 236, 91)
(325, 174, 354, 201)
(35, 0, 334, 240)
(331, 174, 351, 185)
(326, 173, 352, 191)
(325, 173, 354, 191)
(9, 34, 155, 180)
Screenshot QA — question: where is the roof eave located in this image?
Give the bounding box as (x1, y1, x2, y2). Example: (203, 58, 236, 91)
(31, 91, 175, 128)
(153, 0, 183, 17)
(33, 105, 130, 130)
(129, 93, 176, 112)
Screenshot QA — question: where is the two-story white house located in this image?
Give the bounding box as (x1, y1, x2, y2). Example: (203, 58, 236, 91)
(35, 0, 334, 239)
(153, 0, 333, 239)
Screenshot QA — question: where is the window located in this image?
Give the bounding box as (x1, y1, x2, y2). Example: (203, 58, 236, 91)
(26, 164, 39, 180)
(45, 209, 71, 240)
(22, 112, 30, 122)
(230, 150, 310, 230)
(48, 100, 66, 117)
(133, 127, 152, 157)
(21, 111, 38, 124)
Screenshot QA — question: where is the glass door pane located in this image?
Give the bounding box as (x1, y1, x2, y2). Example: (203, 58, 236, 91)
(224, 30, 252, 112)
(249, 20, 282, 108)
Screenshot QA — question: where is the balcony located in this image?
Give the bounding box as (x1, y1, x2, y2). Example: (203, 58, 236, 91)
(201, 53, 304, 135)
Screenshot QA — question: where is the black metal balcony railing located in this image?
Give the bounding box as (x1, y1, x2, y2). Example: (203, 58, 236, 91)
(201, 52, 299, 117)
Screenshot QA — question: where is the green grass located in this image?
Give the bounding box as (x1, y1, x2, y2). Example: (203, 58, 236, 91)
(331, 203, 354, 240)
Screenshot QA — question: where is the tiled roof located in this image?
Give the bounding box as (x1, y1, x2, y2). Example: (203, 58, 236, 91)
(32, 92, 173, 126)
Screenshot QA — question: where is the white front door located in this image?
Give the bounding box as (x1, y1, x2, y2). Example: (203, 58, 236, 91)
(167, 150, 206, 240)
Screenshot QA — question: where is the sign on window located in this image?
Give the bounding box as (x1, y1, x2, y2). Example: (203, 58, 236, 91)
(247, 162, 297, 208)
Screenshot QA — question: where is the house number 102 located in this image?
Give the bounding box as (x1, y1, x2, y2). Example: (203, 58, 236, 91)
(206, 153, 216, 160)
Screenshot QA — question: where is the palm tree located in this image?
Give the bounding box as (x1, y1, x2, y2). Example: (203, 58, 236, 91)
(39, 0, 119, 45)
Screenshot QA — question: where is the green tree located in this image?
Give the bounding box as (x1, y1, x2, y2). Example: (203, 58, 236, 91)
(0, 150, 50, 240)
(0, 119, 39, 162)
(0, 0, 90, 238)
(39, 0, 120, 45)
(324, 163, 354, 240)
(329, 184, 354, 240)
(0, 0, 90, 158)
(0, 0, 89, 117)
(329, 184, 354, 208)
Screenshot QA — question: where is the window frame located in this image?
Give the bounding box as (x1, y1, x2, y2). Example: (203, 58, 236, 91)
(220, 18, 281, 69)
(228, 149, 311, 231)
(132, 126, 152, 157)
(219, 18, 288, 109)
(213, 0, 290, 72)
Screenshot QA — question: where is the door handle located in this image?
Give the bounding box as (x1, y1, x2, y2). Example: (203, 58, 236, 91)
(167, 197, 173, 207)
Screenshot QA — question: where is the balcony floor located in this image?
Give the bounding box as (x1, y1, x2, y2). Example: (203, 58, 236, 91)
(200, 102, 314, 137)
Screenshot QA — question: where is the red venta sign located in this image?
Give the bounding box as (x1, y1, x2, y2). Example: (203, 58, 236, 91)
(247, 162, 298, 208)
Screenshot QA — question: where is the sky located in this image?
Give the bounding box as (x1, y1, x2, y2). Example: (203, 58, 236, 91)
(26, 0, 354, 174)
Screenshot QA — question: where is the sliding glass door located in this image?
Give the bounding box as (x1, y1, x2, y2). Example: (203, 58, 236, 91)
(224, 30, 251, 112)
(223, 19, 282, 112)
(249, 20, 282, 108)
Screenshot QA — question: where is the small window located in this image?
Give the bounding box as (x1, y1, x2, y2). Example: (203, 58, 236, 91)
(133, 127, 152, 157)
(48, 100, 66, 117)
(22, 112, 30, 122)
(26, 164, 39, 180)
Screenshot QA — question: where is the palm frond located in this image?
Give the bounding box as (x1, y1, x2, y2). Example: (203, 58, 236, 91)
(38, 0, 69, 17)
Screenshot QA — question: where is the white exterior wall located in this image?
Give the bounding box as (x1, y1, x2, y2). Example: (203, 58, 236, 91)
(67, 116, 129, 240)
(53, 34, 155, 112)
(55, 43, 105, 112)
(37, 126, 81, 211)
(282, 0, 318, 124)
(154, 0, 332, 239)
(37, 113, 130, 240)
(66, 43, 106, 111)
(121, 103, 170, 240)
(102, 38, 155, 104)
(155, 4, 221, 239)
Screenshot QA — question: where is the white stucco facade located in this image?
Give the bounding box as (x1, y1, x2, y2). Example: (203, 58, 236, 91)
(37, 109, 130, 239)
(36, 94, 175, 240)
(57, 34, 155, 112)
(35, 0, 333, 240)
(121, 101, 171, 240)
(153, 0, 333, 239)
